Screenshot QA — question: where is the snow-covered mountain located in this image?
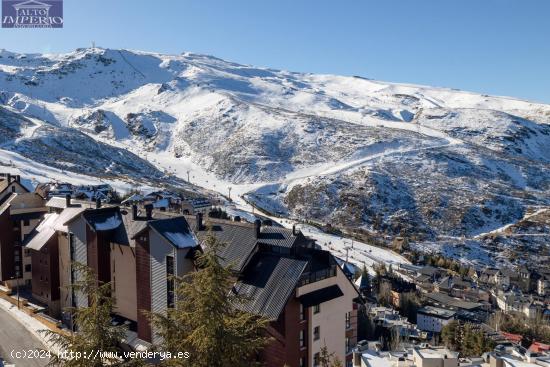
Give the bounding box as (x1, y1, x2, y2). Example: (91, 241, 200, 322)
(1, 47, 549, 240)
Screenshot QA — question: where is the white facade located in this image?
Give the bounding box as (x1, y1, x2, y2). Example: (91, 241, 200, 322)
(297, 266, 358, 366)
(416, 307, 455, 333)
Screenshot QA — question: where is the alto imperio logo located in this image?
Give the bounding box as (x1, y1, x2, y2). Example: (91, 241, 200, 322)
(2, 0, 63, 28)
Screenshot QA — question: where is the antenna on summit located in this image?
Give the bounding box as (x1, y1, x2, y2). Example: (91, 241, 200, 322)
(92, 41, 95, 49)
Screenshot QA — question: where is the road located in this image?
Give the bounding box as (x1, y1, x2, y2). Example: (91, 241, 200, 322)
(0, 308, 47, 367)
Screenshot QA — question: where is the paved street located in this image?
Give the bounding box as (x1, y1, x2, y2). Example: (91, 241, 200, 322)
(0, 308, 47, 367)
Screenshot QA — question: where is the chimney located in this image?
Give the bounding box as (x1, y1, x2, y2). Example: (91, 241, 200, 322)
(65, 194, 71, 208)
(96, 198, 102, 209)
(196, 212, 203, 231)
(292, 224, 298, 236)
(490, 355, 503, 367)
(132, 205, 138, 220)
(145, 204, 153, 220)
(7, 173, 11, 183)
(254, 219, 261, 239)
(15, 175, 20, 182)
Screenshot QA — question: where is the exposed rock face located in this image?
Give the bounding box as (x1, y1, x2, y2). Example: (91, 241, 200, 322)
(1, 47, 549, 241)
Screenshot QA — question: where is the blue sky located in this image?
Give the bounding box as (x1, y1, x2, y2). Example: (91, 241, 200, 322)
(1, 0, 549, 102)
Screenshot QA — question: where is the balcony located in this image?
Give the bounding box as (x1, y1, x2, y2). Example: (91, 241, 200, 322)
(297, 265, 337, 287)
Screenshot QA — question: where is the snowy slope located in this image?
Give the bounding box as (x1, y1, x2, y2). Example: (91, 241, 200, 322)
(1, 47, 549, 243)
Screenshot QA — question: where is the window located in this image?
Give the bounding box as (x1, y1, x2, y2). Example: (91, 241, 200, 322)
(345, 311, 351, 329)
(23, 219, 30, 227)
(299, 330, 306, 348)
(300, 303, 306, 321)
(346, 337, 351, 353)
(166, 255, 175, 308)
(69, 233, 75, 261)
(11, 186, 15, 192)
(300, 357, 306, 367)
(314, 352, 320, 367)
(313, 304, 320, 314)
(313, 326, 320, 341)
(25, 264, 31, 272)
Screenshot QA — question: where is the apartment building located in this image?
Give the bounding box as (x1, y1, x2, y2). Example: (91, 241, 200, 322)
(23, 199, 200, 340)
(0, 173, 46, 288)
(22, 201, 361, 363)
(417, 306, 456, 333)
(185, 215, 361, 367)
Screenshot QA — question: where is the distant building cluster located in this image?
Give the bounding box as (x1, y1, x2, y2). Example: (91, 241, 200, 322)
(1, 171, 550, 367)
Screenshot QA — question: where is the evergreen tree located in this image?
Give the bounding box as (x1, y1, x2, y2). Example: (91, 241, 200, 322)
(398, 292, 420, 323)
(441, 320, 460, 351)
(151, 231, 270, 367)
(442, 321, 494, 357)
(359, 265, 371, 297)
(44, 263, 138, 367)
(318, 344, 343, 367)
(377, 281, 392, 307)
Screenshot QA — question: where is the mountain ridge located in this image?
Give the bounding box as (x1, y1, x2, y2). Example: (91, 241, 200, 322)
(1, 47, 549, 250)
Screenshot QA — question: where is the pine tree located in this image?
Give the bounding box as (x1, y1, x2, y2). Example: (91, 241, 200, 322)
(319, 344, 343, 367)
(151, 231, 270, 367)
(441, 320, 459, 351)
(44, 263, 138, 367)
(359, 265, 371, 297)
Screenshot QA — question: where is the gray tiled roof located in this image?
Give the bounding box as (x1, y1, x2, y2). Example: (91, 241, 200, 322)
(186, 216, 258, 272)
(233, 253, 307, 320)
(0, 193, 16, 215)
(83, 207, 121, 229)
(148, 217, 197, 249)
(24, 213, 58, 251)
(120, 210, 148, 245)
(257, 226, 305, 249)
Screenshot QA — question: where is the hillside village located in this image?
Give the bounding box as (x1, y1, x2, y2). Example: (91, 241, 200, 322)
(1, 171, 549, 367)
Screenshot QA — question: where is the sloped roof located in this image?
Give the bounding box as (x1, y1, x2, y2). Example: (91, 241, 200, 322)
(233, 253, 307, 320)
(25, 213, 59, 250)
(148, 217, 197, 249)
(57, 206, 86, 231)
(257, 226, 305, 249)
(83, 208, 123, 231)
(153, 198, 169, 208)
(0, 193, 17, 215)
(0, 179, 29, 196)
(26, 227, 56, 251)
(186, 216, 258, 272)
(120, 209, 147, 244)
(121, 193, 143, 204)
